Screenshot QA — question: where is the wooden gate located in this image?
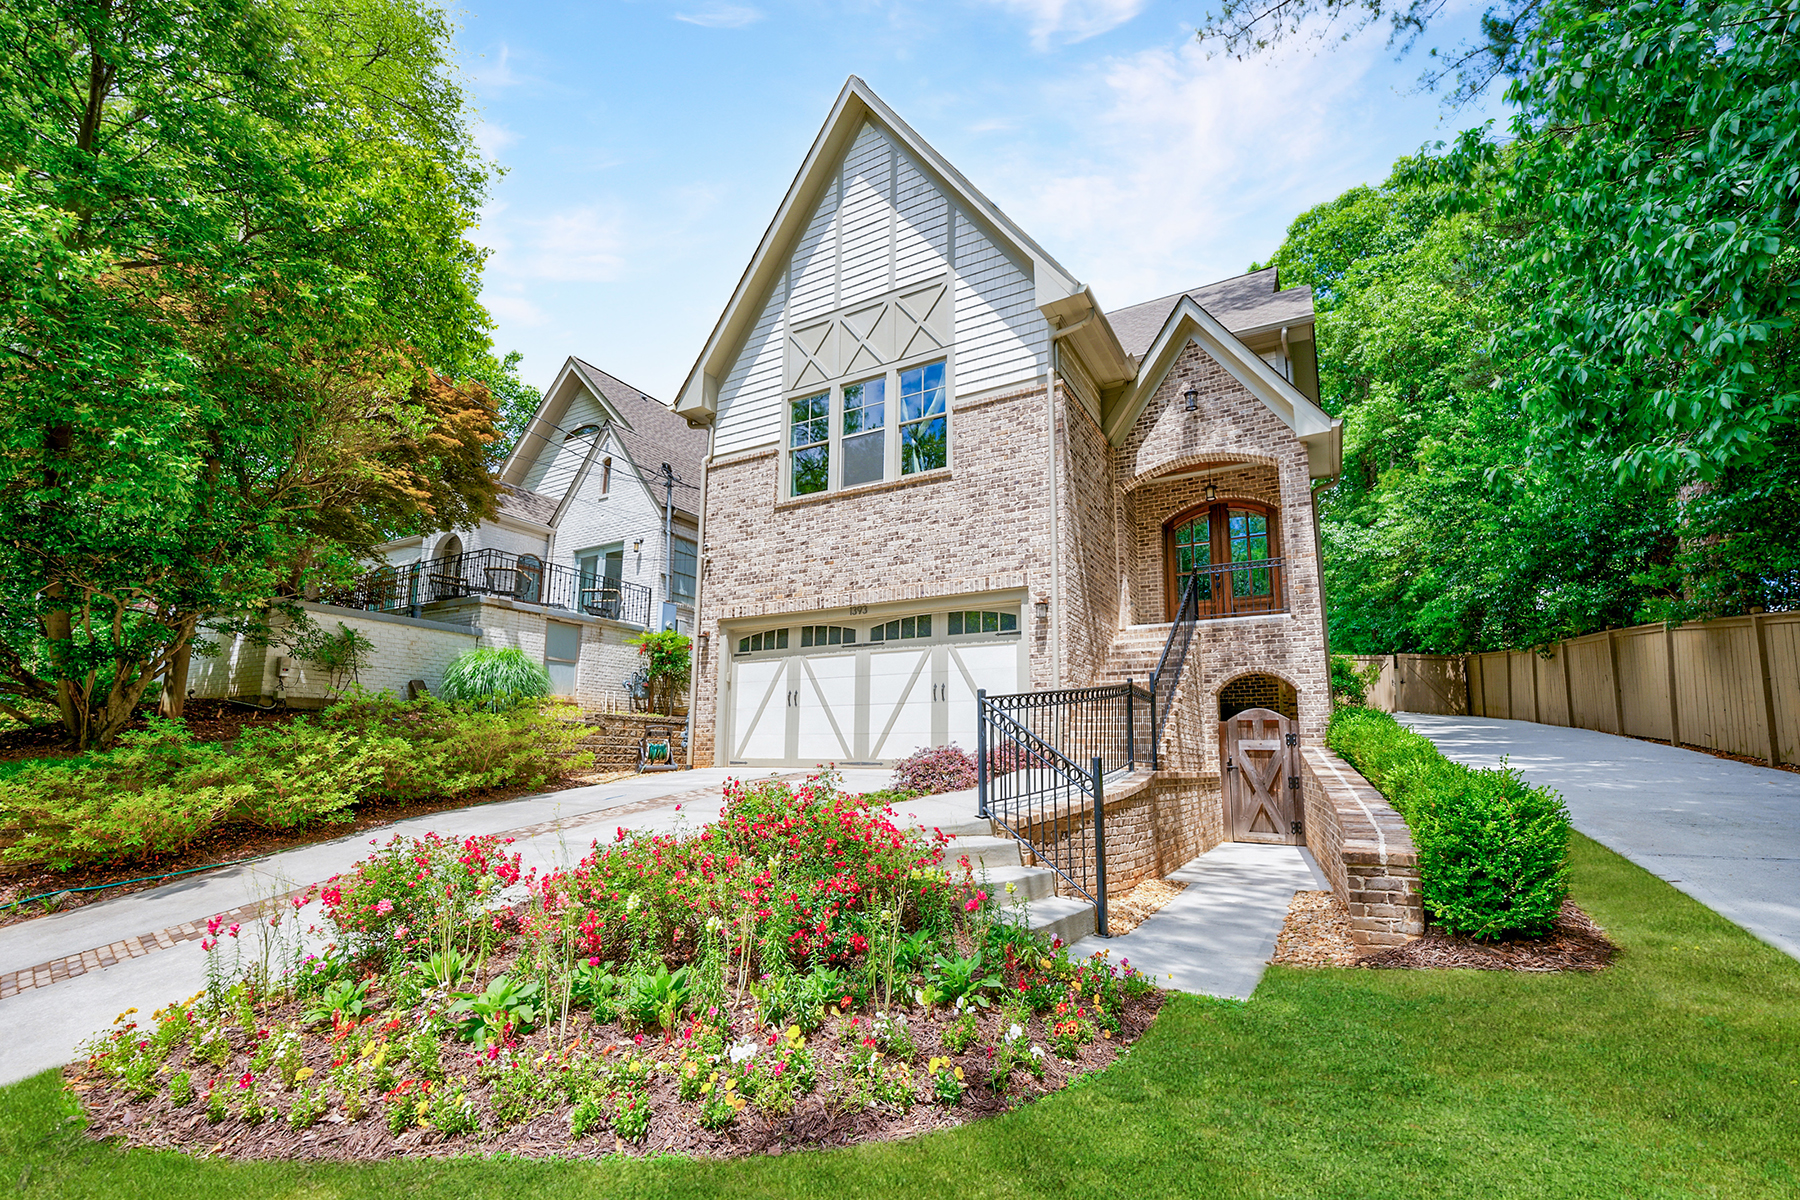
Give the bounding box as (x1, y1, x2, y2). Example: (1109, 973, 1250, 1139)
(1221, 707, 1300, 844)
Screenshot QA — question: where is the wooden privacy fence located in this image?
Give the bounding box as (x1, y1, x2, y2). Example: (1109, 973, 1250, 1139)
(1352, 611, 1800, 768)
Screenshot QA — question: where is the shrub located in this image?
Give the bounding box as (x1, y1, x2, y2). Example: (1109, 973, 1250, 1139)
(1328, 707, 1570, 939)
(0, 695, 591, 872)
(438, 647, 551, 707)
(892, 744, 976, 795)
(1330, 654, 1380, 708)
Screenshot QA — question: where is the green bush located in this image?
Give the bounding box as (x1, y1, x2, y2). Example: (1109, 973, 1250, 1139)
(1327, 706, 1570, 939)
(437, 647, 551, 707)
(0, 697, 592, 871)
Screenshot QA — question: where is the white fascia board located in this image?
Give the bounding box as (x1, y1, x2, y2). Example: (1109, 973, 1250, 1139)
(675, 75, 1084, 421)
(1108, 297, 1342, 478)
(500, 359, 627, 486)
(491, 510, 554, 536)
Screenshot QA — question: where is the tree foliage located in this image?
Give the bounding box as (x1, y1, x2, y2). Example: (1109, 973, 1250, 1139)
(0, 0, 502, 746)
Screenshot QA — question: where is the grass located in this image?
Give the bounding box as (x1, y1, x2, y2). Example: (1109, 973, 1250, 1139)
(3, 832, 1797, 1198)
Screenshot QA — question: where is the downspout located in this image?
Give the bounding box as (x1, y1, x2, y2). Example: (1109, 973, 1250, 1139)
(1045, 312, 1091, 689)
(685, 423, 714, 767)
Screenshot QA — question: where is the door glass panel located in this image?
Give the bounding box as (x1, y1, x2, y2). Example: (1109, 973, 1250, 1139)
(1228, 509, 1272, 596)
(1173, 514, 1212, 601)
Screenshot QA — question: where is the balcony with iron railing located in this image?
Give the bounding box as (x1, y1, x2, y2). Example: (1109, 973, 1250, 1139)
(329, 549, 653, 627)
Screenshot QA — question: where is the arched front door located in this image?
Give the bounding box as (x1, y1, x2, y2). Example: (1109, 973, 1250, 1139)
(1166, 501, 1280, 620)
(1220, 707, 1300, 844)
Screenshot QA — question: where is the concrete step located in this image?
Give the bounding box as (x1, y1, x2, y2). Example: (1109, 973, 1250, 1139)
(979, 863, 1059, 901)
(930, 815, 998, 838)
(1017, 895, 1097, 945)
(943, 835, 1021, 869)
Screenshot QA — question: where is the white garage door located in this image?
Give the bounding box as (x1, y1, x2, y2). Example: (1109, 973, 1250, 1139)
(724, 609, 1022, 768)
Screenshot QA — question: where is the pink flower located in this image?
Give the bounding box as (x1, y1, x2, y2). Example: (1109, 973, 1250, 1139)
(964, 898, 979, 913)
(227, 923, 240, 938)
(374, 899, 394, 916)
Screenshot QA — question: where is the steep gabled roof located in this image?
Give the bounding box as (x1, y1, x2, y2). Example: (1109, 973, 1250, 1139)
(568, 359, 707, 507)
(1107, 295, 1341, 479)
(501, 357, 707, 519)
(674, 75, 1091, 421)
(496, 483, 559, 527)
(1107, 268, 1315, 359)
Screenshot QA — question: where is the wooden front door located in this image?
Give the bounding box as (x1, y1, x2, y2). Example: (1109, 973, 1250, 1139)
(1221, 707, 1300, 844)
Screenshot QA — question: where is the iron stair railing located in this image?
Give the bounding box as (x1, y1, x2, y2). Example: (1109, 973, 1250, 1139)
(1147, 570, 1204, 765)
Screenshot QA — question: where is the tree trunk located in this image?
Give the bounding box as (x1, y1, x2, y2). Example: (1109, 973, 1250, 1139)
(162, 624, 193, 719)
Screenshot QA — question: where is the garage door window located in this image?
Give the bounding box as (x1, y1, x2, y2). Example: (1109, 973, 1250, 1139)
(737, 629, 789, 653)
(870, 614, 931, 642)
(948, 611, 1018, 635)
(800, 625, 856, 647)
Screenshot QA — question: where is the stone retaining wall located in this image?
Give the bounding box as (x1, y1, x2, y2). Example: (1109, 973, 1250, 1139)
(578, 712, 690, 773)
(1299, 747, 1424, 947)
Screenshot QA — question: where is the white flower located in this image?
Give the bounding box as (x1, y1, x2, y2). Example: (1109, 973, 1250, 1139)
(728, 1041, 759, 1064)
(1030, 1044, 1045, 1059)
(1006, 1023, 1023, 1043)
(626, 893, 641, 913)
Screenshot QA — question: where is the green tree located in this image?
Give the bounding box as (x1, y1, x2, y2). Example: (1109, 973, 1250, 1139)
(0, 0, 500, 746)
(630, 630, 691, 715)
(466, 350, 545, 466)
(1268, 169, 1678, 653)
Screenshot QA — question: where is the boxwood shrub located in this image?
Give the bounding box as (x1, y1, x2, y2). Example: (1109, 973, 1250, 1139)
(1327, 706, 1571, 939)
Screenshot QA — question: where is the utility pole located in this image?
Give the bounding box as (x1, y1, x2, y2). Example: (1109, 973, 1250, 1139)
(660, 462, 677, 632)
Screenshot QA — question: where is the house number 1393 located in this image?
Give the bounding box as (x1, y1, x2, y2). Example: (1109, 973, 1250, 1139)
(846, 605, 869, 616)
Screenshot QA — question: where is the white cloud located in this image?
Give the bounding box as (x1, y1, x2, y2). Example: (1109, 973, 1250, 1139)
(479, 202, 627, 285)
(471, 43, 523, 88)
(993, 27, 1440, 305)
(984, 0, 1147, 48)
(673, 3, 764, 28)
(473, 120, 517, 158)
(482, 294, 549, 327)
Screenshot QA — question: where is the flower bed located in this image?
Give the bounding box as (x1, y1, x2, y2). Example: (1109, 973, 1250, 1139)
(65, 775, 1162, 1159)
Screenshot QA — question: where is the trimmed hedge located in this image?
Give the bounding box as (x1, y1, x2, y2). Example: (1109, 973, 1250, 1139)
(0, 692, 592, 871)
(1328, 706, 1571, 939)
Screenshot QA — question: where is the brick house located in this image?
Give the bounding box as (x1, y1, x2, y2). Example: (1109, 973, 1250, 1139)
(674, 78, 1340, 874)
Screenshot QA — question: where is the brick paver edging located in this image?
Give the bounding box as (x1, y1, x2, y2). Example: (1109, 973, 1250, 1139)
(0, 775, 801, 1003)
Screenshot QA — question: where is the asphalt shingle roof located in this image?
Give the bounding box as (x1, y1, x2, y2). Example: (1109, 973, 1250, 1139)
(1107, 267, 1315, 360)
(496, 483, 560, 526)
(568, 359, 709, 516)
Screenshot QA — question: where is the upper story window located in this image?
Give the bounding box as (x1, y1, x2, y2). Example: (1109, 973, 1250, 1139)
(787, 358, 948, 497)
(566, 423, 601, 441)
(600, 456, 612, 494)
(900, 361, 947, 475)
(790, 393, 829, 496)
(671, 536, 698, 603)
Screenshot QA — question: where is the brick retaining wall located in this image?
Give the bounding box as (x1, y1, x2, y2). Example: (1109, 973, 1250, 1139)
(1299, 747, 1424, 947)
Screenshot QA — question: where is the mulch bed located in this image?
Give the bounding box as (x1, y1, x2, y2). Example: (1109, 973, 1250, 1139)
(67, 942, 1163, 1161)
(0, 700, 302, 767)
(1272, 892, 1617, 972)
(0, 766, 633, 929)
(1105, 878, 1188, 936)
(1360, 898, 1618, 972)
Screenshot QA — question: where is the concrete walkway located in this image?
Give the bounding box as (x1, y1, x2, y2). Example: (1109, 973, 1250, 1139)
(1396, 713, 1800, 962)
(1068, 843, 1328, 999)
(0, 766, 910, 1086)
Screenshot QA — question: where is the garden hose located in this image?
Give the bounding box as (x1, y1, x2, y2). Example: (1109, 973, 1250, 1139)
(1, 850, 284, 915)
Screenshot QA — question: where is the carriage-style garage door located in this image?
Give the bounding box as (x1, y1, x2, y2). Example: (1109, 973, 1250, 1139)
(725, 611, 1022, 767)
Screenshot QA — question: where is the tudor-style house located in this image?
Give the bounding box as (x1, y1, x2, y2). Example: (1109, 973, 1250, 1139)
(364, 357, 708, 704)
(675, 78, 1341, 887)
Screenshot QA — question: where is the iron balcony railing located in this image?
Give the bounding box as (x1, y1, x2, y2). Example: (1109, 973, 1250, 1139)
(1176, 556, 1286, 620)
(975, 681, 1152, 937)
(336, 549, 653, 627)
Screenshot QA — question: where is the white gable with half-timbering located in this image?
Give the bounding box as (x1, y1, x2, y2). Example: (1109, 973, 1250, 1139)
(681, 74, 1100, 457)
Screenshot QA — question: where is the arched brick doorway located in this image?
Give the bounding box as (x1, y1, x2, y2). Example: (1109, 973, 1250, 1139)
(1218, 672, 1298, 721)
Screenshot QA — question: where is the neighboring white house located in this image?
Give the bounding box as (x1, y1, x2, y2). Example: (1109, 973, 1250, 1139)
(191, 359, 709, 711)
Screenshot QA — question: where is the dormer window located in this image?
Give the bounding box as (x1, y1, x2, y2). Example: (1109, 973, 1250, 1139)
(565, 423, 601, 441)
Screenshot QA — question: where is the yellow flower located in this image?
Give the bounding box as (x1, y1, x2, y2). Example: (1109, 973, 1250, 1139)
(954, 1066, 964, 1081)
(700, 1082, 712, 1095)
(786, 1025, 801, 1041)
(295, 1068, 315, 1082)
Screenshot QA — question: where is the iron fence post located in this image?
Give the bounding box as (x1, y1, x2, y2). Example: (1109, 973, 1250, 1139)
(1125, 679, 1134, 771)
(976, 689, 989, 820)
(1091, 755, 1108, 937)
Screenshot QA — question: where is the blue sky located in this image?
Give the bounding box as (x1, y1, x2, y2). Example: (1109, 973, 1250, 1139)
(457, 0, 1511, 400)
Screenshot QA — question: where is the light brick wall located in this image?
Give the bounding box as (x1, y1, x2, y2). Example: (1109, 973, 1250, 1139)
(187, 603, 478, 706)
(691, 382, 1059, 767)
(1299, 746, 1423, 947)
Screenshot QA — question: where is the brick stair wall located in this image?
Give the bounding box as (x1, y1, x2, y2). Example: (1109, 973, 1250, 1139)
(1298, 747, 1424, 947)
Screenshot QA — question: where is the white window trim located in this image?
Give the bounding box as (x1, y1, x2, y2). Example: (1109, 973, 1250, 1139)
(783, 349, 952, 498)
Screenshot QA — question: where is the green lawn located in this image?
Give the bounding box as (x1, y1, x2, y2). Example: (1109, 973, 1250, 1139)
(4, 833, 1797, 1199)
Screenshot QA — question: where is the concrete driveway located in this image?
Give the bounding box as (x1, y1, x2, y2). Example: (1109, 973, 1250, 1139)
(1396, 713, 1800, 962)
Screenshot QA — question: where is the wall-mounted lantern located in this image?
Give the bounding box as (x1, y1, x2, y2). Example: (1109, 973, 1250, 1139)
(1184, 386, 1199, 411)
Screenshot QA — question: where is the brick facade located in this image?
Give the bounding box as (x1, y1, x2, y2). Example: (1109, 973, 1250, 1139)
(1299, 747, 1424, 946)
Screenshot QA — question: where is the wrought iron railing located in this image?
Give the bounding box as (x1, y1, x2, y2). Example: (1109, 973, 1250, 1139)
(976, 681, 1151, 937)
(1177, 557, 1286, 619)
(335, 550, 653, 627)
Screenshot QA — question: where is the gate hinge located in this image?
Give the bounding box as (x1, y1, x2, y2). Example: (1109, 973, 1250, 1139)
(1285, 732, 1297, 746)
(1291, 820, 1303, 835)
(1288, 775, 1300, 790)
